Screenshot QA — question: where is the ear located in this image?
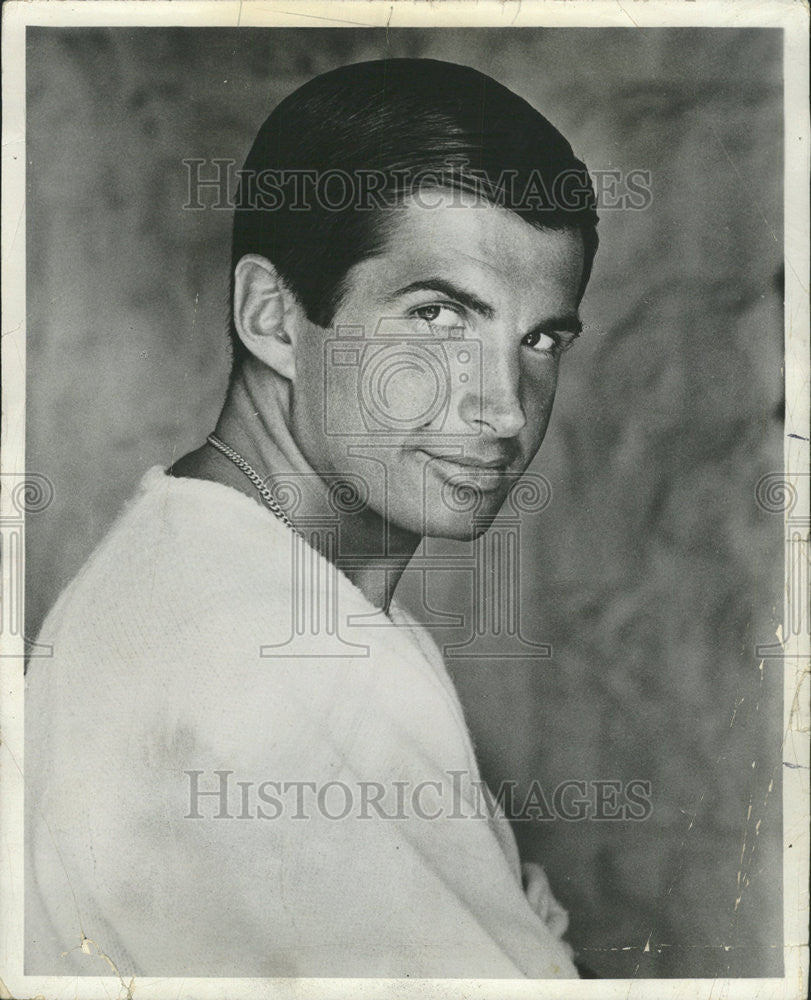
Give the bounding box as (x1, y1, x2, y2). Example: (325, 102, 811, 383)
(233, 254, 298, 380)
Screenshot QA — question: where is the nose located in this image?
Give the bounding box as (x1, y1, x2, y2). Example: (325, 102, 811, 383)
(458, 343, 526, 438)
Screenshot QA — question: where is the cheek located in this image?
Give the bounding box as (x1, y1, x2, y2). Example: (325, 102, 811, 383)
(520, 363, 559, 441)
(289, 331, 331, 459)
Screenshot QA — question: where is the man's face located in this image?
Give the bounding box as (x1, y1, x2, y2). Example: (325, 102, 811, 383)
(290, 192, 585, 540)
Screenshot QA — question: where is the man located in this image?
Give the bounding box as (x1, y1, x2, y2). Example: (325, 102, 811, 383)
(26, 58, 598, 979)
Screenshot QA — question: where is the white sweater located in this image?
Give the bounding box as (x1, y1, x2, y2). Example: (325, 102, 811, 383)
(25, 466, 577, 979)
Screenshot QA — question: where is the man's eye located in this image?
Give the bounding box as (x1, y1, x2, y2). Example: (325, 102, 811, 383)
(412, 303, 462, 327)
(521, 330, 557, 353)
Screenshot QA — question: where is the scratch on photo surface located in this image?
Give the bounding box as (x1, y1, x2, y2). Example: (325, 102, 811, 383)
(2, 735, 92, 933)
(273, 9, 376, 28)
(582, 941, 776, 954)
(613, 0, 641, 30)
(785, 661, 810, 746)
(705, 118, 781, 250)
(628, 787, 707, 975)
(0, 973, 38, 999)
(61, 934, 135, 1000)
(732, 659, 777, 920)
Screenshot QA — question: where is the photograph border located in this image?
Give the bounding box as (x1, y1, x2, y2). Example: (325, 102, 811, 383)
(2, 2, 808, 998)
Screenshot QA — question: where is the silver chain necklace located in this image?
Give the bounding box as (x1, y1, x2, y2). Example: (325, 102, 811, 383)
(206, 433, 302, 538)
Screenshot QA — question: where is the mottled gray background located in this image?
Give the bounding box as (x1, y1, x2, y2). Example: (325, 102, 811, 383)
(25, 27, 784, 978)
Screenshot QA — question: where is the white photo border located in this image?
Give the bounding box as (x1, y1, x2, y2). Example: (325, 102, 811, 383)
(1, 2, 808, 998)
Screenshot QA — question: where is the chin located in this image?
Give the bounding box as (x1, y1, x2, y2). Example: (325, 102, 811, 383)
(387, 494, 507, 540)
(425, 518, 494, 542)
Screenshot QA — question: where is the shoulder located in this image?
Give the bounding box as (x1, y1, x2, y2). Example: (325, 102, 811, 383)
(34, 465, 297, 659)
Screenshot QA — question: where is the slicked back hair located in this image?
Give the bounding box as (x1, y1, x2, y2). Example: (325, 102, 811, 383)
(229, 58, 599, 368)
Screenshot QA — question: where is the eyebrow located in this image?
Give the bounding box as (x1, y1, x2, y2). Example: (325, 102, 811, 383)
(526, 314, 583, 338)
(387, 276, 582, 337)
(387, 278, 495, 320)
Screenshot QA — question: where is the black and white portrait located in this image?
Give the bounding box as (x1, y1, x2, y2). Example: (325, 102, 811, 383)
(1, 2, 807, 997)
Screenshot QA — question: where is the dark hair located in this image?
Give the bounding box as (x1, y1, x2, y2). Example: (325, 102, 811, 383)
(229, 57, 598, 367)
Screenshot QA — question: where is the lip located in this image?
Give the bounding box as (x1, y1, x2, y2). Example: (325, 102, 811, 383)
(417, 448, 510, 470)
(417, 449, 510, 492)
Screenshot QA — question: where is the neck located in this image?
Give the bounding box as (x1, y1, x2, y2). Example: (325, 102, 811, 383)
(191, 364, 421, 612)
